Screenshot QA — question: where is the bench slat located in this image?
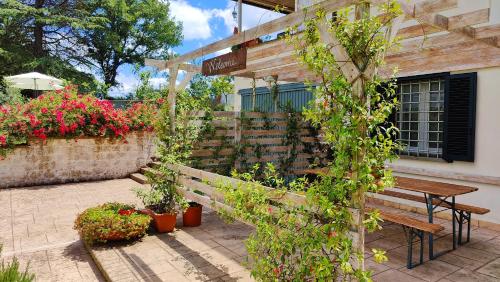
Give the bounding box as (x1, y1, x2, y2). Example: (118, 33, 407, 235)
(379, 190, 490, 215)
(368, 207, 444, 234)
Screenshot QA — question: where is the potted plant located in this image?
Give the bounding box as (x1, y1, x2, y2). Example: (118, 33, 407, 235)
(183, 201, 203, 227)
(135, 181, 186, 233)
(74, 202, 151, 244)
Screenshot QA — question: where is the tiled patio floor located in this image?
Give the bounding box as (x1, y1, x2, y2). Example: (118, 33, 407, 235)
(1, 179, 499, 281)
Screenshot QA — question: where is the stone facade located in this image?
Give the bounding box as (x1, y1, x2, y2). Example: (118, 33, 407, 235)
(0, 132, 156, 188)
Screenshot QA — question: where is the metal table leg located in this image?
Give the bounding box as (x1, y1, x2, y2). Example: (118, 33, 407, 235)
(452, 196, 456, 250)
(426, 194, 459, 259)
(425, 194, 435, 260)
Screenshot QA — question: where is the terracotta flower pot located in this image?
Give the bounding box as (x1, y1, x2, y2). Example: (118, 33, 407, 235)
(152, 212, 177, 233)
(183, 203, 202, 227)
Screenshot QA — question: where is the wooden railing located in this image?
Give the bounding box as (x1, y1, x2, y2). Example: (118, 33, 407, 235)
(169, 163, 361, 245)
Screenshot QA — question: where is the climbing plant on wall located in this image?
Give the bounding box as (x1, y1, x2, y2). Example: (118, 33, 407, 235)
(215, 1, 402, 280)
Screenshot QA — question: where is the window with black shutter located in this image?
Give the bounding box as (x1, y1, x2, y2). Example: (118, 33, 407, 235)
(394, 72, 477, 162)
(443, 73, 477, 162)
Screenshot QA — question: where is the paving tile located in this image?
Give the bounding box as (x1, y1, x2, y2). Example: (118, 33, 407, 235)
(366, 258, 391, 276)
(436, 253, 488, 271)
(451, 246, 500, 263)
(400, 259, 460, 282)
(476, 257, 500, 279)
(444, 268, 500, 282)
(468, 237, 500, 255)
(373, 269, 425, 282)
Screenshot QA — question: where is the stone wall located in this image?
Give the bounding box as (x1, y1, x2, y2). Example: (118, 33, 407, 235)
(0, 132, 156, 188)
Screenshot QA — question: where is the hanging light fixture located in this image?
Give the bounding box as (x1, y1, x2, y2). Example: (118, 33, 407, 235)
(232, 3, 238, 22)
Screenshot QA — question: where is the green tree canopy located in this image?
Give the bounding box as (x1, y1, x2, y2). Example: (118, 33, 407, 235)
(80, 0, 182, 89)
(0, 0, 104, 87)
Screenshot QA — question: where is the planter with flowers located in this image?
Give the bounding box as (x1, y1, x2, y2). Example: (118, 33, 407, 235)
(0, 85, 159, 158)
(74, 202, 151, 244)
(134, 180, 187, 233)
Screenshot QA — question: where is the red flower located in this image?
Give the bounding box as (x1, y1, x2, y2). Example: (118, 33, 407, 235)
(41, 108, 48, 114)
(0, 135, 6, 146)
(118, 209, 135, 216)
(328, 231, 337, 238)
(56, 111, 64, 123)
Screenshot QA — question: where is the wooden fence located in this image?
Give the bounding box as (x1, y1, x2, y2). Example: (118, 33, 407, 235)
(169, 163, 360, 246)
(190, 111, 330, 176)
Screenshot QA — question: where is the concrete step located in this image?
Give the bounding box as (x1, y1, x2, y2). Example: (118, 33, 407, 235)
(130, 173, 148, 184)
(148, 161, 161, 169)
(140, 166, 157, 175)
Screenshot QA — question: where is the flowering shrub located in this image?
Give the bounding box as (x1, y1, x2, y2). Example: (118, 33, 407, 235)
(74, 202, 151, 244)
(0, 85, 158, 156)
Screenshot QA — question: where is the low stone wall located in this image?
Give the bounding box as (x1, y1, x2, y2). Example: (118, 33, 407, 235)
(0, 132, 156, 188)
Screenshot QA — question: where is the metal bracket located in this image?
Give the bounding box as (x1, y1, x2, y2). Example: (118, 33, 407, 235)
(457, 210, 472, 245)
(402, 226, 424, 269)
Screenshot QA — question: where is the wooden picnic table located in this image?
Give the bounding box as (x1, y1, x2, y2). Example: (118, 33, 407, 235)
(302, 168, 479, 259)
(395, 176, 478, 197)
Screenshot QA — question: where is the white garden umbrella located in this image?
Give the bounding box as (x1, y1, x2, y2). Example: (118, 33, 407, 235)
(5, 72, 63, 90)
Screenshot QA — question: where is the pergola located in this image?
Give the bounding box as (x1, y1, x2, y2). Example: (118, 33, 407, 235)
(146, 0, 499, 118)
(144, 0, 500, 271)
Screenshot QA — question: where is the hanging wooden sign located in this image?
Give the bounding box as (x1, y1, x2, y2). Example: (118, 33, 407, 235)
(202, 48, 247, 76)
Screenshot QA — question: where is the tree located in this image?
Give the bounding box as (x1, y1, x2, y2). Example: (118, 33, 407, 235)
(0, 0, 103, 86)
(80, 0, 182, 89)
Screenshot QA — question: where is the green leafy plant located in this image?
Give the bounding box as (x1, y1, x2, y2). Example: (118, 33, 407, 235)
(215, 1, 402, 281)
(135, 90, 210, 213)
(0, 245, 35, 282)
(74, 202, 151, 244)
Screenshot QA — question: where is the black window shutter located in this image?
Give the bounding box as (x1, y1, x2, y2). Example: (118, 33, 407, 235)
(443, 72, 477, 162)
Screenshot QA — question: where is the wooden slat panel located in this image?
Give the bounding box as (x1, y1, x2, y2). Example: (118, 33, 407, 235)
(389, 164, 500, 186)
(170, 163, 308, 206)
(472, 23, 500, 39)
(395, 176, 477, 197)
(367, 207, 444, 234)
(377, 189, 490, 215)
(446, 8, 490, 30)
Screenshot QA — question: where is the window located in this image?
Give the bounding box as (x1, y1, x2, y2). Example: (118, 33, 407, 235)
(396, 78, 445, 158)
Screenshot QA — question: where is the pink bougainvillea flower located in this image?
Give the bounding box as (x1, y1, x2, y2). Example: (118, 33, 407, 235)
(0, 135, 6, 146)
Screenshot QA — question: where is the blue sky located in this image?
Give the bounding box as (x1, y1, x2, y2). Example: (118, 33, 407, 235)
(109, 0, 283, 97)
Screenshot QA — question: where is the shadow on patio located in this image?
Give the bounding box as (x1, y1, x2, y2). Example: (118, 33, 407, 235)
(87, 206, 500, 282)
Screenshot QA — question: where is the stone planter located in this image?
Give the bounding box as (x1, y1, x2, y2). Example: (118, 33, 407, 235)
(0, 132, 156, 188)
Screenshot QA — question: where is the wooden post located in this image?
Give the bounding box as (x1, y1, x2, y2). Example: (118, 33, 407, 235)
(234, 111, 242, 170)
(168, 65, 179, 131)
(352, 1, 370, 273)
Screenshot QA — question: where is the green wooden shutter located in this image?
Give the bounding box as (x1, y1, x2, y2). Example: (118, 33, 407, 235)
(443, 72, 477, 162)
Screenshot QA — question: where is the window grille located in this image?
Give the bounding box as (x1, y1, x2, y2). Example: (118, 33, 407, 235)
(397, 79, 445, 158)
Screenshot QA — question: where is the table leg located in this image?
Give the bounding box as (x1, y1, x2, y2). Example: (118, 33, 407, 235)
(452, 196, 456, 250)
(426, 194, 435, 260)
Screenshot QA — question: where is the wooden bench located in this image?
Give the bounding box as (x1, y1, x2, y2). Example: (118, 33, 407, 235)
(367, 207, 444, 269)
(378, 189, 490, 244)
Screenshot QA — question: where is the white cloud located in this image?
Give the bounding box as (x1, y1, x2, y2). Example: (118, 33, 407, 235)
(214, 1, 283, 34)
(170, 0, 214, 40)
(169, 0, 283, 41)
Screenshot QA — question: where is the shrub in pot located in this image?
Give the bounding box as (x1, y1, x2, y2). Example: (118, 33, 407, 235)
(183, 201, 203, 227)
(74, 202, 151, 244)
(135, 181, 186, 233)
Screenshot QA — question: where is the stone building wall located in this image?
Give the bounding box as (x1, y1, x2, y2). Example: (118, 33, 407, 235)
(0, 132, 156, 188)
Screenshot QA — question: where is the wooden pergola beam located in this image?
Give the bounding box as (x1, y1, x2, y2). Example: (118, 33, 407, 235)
(163, 0, 361, 67)
(145, 59, 201, 73)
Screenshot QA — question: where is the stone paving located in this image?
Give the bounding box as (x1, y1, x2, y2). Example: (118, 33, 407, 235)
(90, 211, 253, 281)
(0, 178, 143, 281)
(1, 178, 500, 281)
